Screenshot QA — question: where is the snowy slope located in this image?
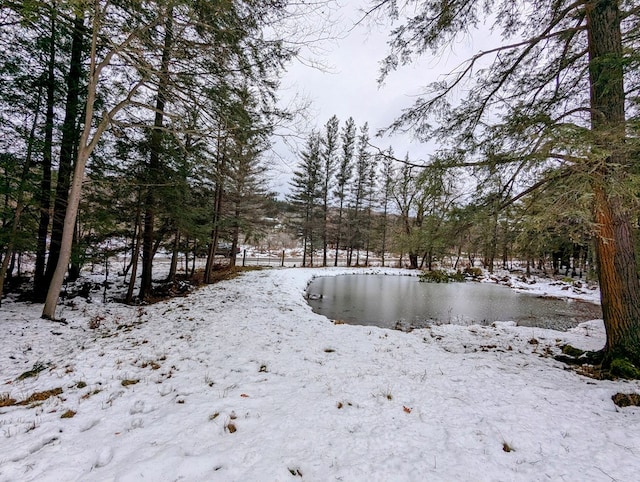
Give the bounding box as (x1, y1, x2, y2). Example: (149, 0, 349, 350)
(1, 267, 638, 481)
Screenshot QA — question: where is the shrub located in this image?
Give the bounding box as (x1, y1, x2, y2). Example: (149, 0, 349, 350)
(418, 270, 465, 283)
(610, 358, 640, 379)
(418, 270, 450, 283)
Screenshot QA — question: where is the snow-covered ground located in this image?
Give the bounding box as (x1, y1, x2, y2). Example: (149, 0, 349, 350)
(1, 267, 639, 481)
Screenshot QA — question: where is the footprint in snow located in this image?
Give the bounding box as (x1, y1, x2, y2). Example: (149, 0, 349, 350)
(94, 446, 114, 468)
(129, 417, 144, 430)
(158, 383, 173, 396)
(130, 400, 145, 415)
(79, 418, 101, 432)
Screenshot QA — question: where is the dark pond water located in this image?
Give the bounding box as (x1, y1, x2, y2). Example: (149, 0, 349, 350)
(306, 275, 602, 331)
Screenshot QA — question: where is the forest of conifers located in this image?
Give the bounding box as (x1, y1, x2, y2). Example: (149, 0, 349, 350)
(0, 0, 298, 308)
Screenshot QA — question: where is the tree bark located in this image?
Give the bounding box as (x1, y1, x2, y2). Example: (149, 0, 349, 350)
(205, 136, 225, 283)
(125, 200, 142, 303)
(43, 11, 85, 290)
(67, 220, 81, 281)
(167, 230, 179, 282)
(322, 195, 328, 267)
(42, 144, 91, 318)
(334, 198, 344, 267)
(230, 218, 239, 268)
(138, 8, 173, 300)
(408, 253, 418, 270)
(34, 8, 57, 297)
(586, 0, 640, 366)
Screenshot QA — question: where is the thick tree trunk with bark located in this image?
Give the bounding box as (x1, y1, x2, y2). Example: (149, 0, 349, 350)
(43, 12, 84, 290)
(34, 10, 57, 297)
(408, 253, 418, 270)
(587, 0, 640, 367)
(42, 143, 91, 318)
(592, 187, 640, 363)
(138, 9, 173, 300)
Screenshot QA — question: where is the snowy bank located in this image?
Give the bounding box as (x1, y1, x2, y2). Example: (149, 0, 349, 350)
(0, 267, 638, 481)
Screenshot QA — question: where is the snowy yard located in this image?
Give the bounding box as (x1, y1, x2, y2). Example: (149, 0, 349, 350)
(1, 267, 639, 481)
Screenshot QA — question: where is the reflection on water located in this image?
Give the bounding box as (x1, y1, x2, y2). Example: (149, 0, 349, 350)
(306, 275, 602, 331)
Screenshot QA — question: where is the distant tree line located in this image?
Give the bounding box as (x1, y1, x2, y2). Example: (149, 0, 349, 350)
(287, 115, 598, 275)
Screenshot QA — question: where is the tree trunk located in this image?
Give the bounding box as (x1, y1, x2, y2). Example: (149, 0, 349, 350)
(125, 202, 143, 303)
(408, 253, 418, 270)
(334, 198, 344, 267)
(309, 233, 314, 267)
(487, 211, 498, 274)
(43, 12, 84, 290)
(139, 8, 173, 300)
(68, 205, 81, 282)
(592, 188, 640, 364)
(204, 133, 225, 283)
(587, 0, 640, 367)
(229, 210, 240, 268)
(302, 236, 308, 267)
(167, 230, 180, 282)
(190, 242, 196, 277)
(34, 9, 57, 297)
(453, 244, 461, 270)
(322, 196, 328, 267)
(380, 202, 388, 267)
(42, 143, 91, 318)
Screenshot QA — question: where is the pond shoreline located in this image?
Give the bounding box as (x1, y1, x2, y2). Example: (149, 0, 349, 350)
(305, 269, 601, 332)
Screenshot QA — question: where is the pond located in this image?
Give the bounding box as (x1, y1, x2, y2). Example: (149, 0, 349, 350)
(306, 275, 602, 331)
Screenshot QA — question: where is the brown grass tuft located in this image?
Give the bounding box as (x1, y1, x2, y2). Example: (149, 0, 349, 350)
(18, 387, 63, 405)
(612, 392, 640, 408)
(0, 393, 17, 407)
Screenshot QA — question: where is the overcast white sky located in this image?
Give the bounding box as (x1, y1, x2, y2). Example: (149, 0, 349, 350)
(269, 2, 491, 196)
